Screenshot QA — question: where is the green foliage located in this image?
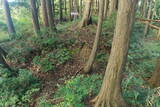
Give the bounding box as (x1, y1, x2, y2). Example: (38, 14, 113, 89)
(102, 12, 116, 31)
(32, 56, 55, 72)
(122, 72, 149, 106)
(0, 68, 40, 107)
(53, 75, 102, 107)
(32, 48, 72, 72)
(95, 52, 109, 63)
(122, 22, 160, 107)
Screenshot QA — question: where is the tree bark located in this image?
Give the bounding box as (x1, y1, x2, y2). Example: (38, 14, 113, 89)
(93, 0, 138, 107)
(80, 0, 83, 17)
(142, 0, 147, 17)
(144, 0, 152, 36)
(59, 0, 63, 22)
(69, 0, 72, 20)
(46, 0, 56, 31)
(64, 0, 67, 15)
(30, 0, 40, 36)
(84, 0, 104, 73)
(108, 0, 118, 16)
(3, 0, 16, 36)
(103, 0, 109, 19)
(51, 0, 55, 18)
(41, 0, 49, 27)
(79, 0, 92, 28)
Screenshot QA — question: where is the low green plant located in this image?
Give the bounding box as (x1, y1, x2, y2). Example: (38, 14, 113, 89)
(54, 74, 102, 107)
(0, 68, 40, 107)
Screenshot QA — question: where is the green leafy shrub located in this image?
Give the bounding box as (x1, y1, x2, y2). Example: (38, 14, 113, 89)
(53, 74, 102, 107)
(32, 56, 55, 72)
(122, 22, 160, 107)
(32, 48, 72, 72)
(0, 68, 40, 107)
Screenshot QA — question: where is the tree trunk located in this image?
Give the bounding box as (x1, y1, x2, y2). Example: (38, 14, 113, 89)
(142, 0, 147, 17)
(103, 0, 109, 19)
(30, 0, 40, 36)
(84, 0, 104, 73)
(73, 0, 79, 20)
(51, 0, 55, 18)
(64, 0, 67, 15)
(148, 57, 160, 87)
(108, 0, 118, 16)
(3, 0, 16, 36)
(80, 0, 83, 17)
(59, 0, 63, 22)
(46, 0, 56, 31)
(69, 0, 72, 20)
(93, 0, 138, 107)
(41, 0, 49, 27)
(144, 0, 152, 36)
(79, 0, 92, 28)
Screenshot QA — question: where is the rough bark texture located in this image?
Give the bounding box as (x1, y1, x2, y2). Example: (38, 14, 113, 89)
(93, 0, 138, 107)
(30, 0, 40, 35)
(148, 57, 160, 87)
(46, 0, 56, 30)
(41, 0, 49, 27)
(144, 0, 152, 36)
(3, 0, 16, 35)
(84, 0, 104, 73)
(79, 0, 92, 28)
(108, 0, 118, 16)
(103, 0, 109, 19)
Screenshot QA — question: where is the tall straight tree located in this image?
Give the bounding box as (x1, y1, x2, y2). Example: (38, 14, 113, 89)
(46, 0, 56, 30)
(84, 0, 105, 73)
(93, 0, 138, 107)
(41, 0, 49, 27)
(80, 0, 83, 16)
(79, 0, 92, 27)
(142, 0, 147, 17)
(144, 0, 152, 36)
(108, 0, 118, 16)
(51, 0, 55, 18)
(59, 0, 63, 21)
(30, 0, 40, 35)
(103, 0, 109, 19)
(3, 0, 16, 36)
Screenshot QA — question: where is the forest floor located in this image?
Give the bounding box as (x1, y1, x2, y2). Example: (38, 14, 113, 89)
(1, 20, 159, 107)
(0, 23, 109, 107)
(30, 24, 109, 106)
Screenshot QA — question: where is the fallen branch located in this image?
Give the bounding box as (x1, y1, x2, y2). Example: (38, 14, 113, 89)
(138, 20, 160, 30)
(137, 18, 160, 23)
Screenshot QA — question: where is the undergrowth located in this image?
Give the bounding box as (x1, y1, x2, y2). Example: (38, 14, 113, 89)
(37, 74, 102, 107)
(0, 67, 40, 107)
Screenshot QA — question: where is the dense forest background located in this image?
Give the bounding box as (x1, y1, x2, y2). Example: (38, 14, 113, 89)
(0, 0, 160, 107)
